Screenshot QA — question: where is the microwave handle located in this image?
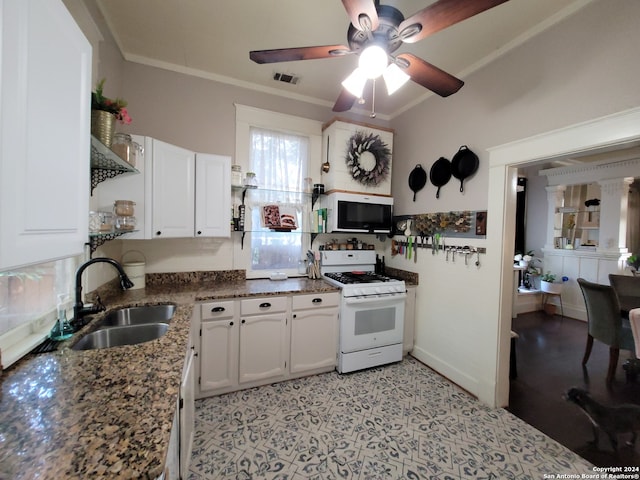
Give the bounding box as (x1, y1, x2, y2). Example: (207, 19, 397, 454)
(344, 293, 407, 306)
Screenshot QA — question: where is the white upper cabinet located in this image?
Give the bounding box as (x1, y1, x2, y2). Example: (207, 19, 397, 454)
(0, 0, 91, 270)
(97, 137, 231, 240)
(152, 139, 196, 238)
(195, 154, 231, 238)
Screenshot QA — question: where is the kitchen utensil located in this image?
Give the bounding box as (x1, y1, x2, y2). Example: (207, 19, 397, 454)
(475, 250, 481, 267)
(408, 164, 427, 201)
(322, 136, 331, 173)
(451, 145, 479, 193)
(429, 157, 452, 199)
(414, 236, 418, 263)
(407, 235, 412, 260)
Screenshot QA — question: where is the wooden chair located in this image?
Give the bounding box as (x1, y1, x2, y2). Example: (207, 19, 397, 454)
(577, 278, 635, 384)
(608, 274, 640, 318)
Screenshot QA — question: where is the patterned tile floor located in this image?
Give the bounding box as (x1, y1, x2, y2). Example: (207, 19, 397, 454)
(189, 357, 594, 479)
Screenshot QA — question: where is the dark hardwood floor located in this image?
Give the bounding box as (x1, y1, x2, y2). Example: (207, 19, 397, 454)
(508, 310, 640, 467)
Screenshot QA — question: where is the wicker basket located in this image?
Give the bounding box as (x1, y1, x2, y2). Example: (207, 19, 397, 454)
(91, 110, 116, 147)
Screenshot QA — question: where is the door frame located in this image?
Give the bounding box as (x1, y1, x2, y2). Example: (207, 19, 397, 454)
(487, 107, 640, 407)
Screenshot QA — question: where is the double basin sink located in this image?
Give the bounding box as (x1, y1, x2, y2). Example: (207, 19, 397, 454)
(72, 304, 176, 351)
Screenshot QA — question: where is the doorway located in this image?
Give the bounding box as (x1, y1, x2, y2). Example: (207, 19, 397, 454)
(487, 107, 640, 407)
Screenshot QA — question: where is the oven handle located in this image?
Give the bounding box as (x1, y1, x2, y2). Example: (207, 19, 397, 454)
(343, 293, 407, 305)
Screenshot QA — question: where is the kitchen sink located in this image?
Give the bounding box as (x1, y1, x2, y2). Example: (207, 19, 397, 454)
(71, 304, 176, 351)
(94, 304, 176, 328)
(72, 323, 170, 350)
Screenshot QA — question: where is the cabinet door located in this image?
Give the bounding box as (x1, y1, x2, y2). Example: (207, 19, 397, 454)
(200, 319, 239, 393)
(291, 307, 338, 373)
(180, 349, 195, 477)
(0, 0, 91, 270)
(195, 154, 231, 237)
(151, 139, 195, 238)
(239, 313, 287, 384)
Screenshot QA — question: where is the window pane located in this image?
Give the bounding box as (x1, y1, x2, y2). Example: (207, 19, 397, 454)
(249, 128, 308, 272)
(0, 256, 80, 337)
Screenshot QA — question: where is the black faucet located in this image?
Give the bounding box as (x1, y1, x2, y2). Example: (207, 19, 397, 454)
(73, 257, 135, 327)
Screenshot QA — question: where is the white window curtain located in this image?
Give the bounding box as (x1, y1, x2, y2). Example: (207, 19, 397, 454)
(248, 127, 309, 272)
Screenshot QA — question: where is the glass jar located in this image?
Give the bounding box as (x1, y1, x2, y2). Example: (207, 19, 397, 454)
(244, 171, 258, 188)
(129, 140, 143, 167)
(98, 211, 114, 232)
(116, 215, 137, 231)
(111, 133, 133, 164)
(89, 211, 101, 233)
(114, 200, 135, 216)
(231, 165, 243, 187)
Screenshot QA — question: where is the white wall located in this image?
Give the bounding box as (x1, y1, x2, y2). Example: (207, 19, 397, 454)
(386, 0, 640, 405)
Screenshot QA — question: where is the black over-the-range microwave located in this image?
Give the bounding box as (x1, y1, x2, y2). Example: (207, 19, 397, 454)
(323, 192, 393, 234)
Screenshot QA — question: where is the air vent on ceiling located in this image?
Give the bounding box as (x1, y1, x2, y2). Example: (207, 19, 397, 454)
(273, 72, 299, 85)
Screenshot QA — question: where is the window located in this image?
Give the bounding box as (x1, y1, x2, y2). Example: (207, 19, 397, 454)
(234, 105, 322, 278)
(0, 256, 81, 368)
(248, 127, 308, 272)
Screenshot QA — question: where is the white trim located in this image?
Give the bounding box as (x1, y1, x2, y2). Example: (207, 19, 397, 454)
(488, 107, 640, 166)
(487, 106, 640, 408)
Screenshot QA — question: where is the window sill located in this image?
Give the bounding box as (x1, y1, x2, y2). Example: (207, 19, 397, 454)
(1, 316, 56, 370)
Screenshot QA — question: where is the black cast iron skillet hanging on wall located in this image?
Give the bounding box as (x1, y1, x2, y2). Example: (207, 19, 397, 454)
(429, 157, 452, 199)
(451, 145, 479, 193)
(408, 164, 427, 201)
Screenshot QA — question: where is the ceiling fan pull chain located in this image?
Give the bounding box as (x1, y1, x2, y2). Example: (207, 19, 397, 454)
(370, 79, 376, 118)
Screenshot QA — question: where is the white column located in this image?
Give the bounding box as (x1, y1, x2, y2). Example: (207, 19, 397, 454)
(597, 177, 633, 253)
(545, 185, 566, 250)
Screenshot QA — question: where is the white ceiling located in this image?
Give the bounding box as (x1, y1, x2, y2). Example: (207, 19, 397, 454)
(96, 0, 590, 119)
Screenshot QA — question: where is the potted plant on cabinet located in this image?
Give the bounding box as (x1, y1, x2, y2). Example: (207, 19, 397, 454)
(91, 79, 131, 147)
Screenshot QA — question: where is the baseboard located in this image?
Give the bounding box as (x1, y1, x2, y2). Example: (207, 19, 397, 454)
(410, 346, 484, 402)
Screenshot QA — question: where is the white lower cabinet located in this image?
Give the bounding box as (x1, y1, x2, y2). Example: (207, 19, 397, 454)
(198, 300, 239, 396)
(195, 293, 338, 398)
(180, 348, 195, 476)
(239, 297, 288, 384)
(290, 292, 339, 373)
(162, 340, 196, 480)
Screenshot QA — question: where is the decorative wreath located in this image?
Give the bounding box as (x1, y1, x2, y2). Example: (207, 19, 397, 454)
(345, 130, 391, 186)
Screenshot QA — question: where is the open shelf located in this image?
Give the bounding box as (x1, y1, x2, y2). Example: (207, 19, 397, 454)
(90, 135, 139, 193)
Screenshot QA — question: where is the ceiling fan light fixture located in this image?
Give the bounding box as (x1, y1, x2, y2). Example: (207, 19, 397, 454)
(358, 45, 388, 79)
(383, 63, 410, 95)
(342, 67, 367, 98)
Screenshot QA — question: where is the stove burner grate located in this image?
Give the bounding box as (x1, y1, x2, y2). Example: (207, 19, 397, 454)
(324, 271, 394, 285)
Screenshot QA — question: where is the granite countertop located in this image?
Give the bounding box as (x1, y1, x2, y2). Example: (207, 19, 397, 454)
(0, 275, 337, 479)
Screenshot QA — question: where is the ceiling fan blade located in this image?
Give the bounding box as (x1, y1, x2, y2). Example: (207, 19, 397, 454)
(250, 45, 352, 64)
(342, 0, 379, 32)
(396, 53, 464, 97)
(398, 0, 509, 44)
(332, 88, 357, 112)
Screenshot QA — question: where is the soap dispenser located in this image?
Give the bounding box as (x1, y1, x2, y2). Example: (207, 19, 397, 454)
(49, 294, 74, 341)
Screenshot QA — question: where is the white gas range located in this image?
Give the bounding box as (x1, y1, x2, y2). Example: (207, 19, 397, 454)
(321, 250, 406, 373)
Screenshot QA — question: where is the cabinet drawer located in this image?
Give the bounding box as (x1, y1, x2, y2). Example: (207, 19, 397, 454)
(241, 296, 288, 315)
(292, 292, 340, 310)
(200, 300, 235, 320)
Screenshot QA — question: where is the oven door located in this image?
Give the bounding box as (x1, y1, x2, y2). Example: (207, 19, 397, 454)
(340, 293, 406, 353)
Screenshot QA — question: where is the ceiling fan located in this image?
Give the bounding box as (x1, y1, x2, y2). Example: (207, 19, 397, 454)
(250, 0, 510, 112)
